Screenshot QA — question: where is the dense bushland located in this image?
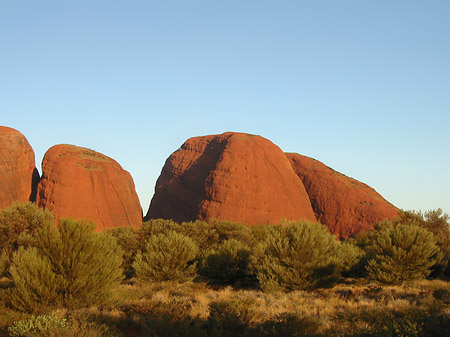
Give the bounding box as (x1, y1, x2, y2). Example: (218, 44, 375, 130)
(0, 203, 449, 336)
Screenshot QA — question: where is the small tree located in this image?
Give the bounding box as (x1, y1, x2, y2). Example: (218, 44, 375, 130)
(0, 202, 54, 256)
(366, 223, 439, 284)
(0, 202, 54, 277)
(7, 219, 124, 313)
(395, 209, 450, 276)
(251, 221, 361, 291)
(200, 239, 251, 285)
(133, 231, 198, 282)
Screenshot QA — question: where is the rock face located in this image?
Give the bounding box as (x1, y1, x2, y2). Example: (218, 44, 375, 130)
(286, 153, 398, 238)
(0, 126, 39, 209)
(146, 132, 316, 225)
(37, 145, 142, 231)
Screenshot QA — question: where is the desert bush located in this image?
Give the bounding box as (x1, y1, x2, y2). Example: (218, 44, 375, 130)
(329, 303, 450, 337)
(141, 218, 182, 237)
(7, 219, 124, 313)
(125, 295, 204, 337)
(206, 297, 321, 337)
(395, 209, 450, 276)
(0, 253, 10, 278)
(142, 219, 219, 258)
(7, 311, 118, 337)
(251, 221, 361, 291)
(105, 226, 141, 278)
(0, 301, 25, 335)
(0, 203, 54, 276)
(142, 219, 255, 261)
(366, 223, 439, 284)
(259, 312, 320, 337)
(8, 312, 67, 337)
(133, 231, 198, 282)
(339, 241, 365, 276)
(206, 219, 255, 247)
(200, 239, 252, 285)
(206, 298, 254, 336)
(178, 220, 220, 252)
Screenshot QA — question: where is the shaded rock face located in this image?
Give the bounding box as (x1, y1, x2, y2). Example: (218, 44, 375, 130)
(37, 145, 142, 231)
(146, 132, 316, 225)
(286, 153, 398, 239)
(0, 126, 39, 209)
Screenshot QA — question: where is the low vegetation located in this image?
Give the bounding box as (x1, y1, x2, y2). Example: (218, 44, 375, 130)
(0, 202, 449, 336)
(133, 231, 199, 282)
(365, 223, 439, 284)
(251, 221, 363, 291)
(7, 218, 124, 313)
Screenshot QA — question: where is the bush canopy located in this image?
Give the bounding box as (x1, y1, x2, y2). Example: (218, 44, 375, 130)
(8, 219, 124, 313)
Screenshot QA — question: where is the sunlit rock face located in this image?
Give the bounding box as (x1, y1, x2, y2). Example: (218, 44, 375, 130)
(146, 132, 316, 225)
(0, 126, 39, 209)
(286, 153, 398, 239)
(37, 144, 142, 231)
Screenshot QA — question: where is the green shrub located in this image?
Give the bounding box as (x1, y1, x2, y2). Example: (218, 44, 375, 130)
(141, 218, 182, 237)
(8, 312, 67, 337)
(7, 219, 124, 313)
(206, 219, 255, 247)
(133, 231, 198, 282)
(7, 311, 117, 337)
(0, 203, 54, 271)
(366, 223, 439, 284)
(251, 221, 360, 291)
(178, 220, 221, 252)
(339, 241, 365, 277)
(0, 253, 10, 278)
(200, 239, 251, 285)
(105, 226, 141, 278)
(142, 219, 255, 262)
(395, 209, 450, 276)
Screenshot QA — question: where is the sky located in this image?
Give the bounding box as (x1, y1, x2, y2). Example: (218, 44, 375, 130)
(1, 0, 449, 216)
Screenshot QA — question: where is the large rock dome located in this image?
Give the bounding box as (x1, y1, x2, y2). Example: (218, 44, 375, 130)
(146, 132, 316, 225)
(0, 126, 39, 209)
(286, 153, 398, 238)
(37, 144, 142, 231)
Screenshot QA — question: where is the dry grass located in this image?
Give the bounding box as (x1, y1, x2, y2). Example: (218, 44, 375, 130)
(116, 278, 450, 334)
(1, 279, 449, 336)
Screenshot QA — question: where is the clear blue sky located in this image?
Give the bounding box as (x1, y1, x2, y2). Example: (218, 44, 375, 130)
(1, 1, 449, 216)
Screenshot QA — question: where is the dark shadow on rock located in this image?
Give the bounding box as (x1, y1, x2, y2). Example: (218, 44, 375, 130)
(145, 136, 228, 223)
(29, 168, 40, 202)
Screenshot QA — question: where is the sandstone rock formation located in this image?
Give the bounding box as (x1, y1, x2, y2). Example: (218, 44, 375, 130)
(286, 153, 398, 238)
(146, 132, 316, 225)
(0, 126, 39, 209)
(37, 145, 142, 231)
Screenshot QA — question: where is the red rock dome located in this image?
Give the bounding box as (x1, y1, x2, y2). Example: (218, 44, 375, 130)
(0, 126, 39, 209)
(37, 144, 142, 231)
(286, 153, 398, 238)
(146, 132, 316, 225)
